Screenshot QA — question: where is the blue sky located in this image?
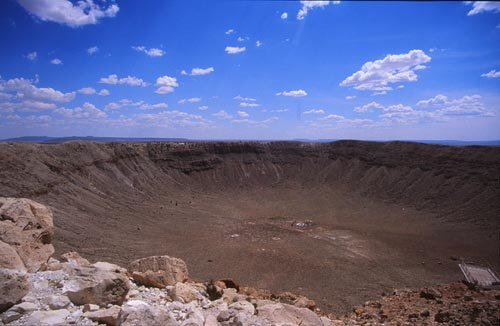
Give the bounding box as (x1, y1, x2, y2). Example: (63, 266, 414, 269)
(0, 0, 499, 140)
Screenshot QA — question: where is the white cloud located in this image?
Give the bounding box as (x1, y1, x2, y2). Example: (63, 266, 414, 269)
(233, 95, 256, 101)
(237, 36, 249, 42)
(297, 1, 340, 20)
(180, 70, 188, 75)
(345, 95, 356, 100)
(237, 111, 249, 118)
(104, 99, 167, 111)
(481, 69, 500, 78)
(212, 110, 232, 119)
(225, 46, 246, 54)
(256, 40, 263, 47)
(134, 110, 212, 128)
(225, 29, 234, 35)
(276, 89, 308, 97)
(98, 89, 109, 96)
(155, 75, 178, 94)
(270, 109, 289, 113)
(198, 105, 208, 111)
(54, 102, 107, 119)
(319, 114, 345, 121)
(231, 117, 278, 125)
(416, 94, 492, 116)
(50, 58, 62, 65)
(340, 49, 431, 94)
(303, 109, 325, 114)
(87, 46, 98, 55)
(354, 101, 414, 113)
(281, 12, 288, 19)
(17, 0, 119, 27)
(25, 51, 37, 61)
(78, 87, 96, 95)
(178, 97, 201, 104)
(466, 1, 500, 15)
(139, 102, 168, 110)
(131, 46, 165, 57)
(0, 100, 60, 113)
(239, 102, 260, 107)
(189, 67, 215, 76)
(99, 74, 147, 87)
(1, 76, 75, 102)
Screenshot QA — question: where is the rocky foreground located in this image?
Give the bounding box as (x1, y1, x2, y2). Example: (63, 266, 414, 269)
(1, 197, 499, 325)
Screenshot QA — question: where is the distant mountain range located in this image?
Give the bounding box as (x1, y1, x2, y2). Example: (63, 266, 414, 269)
(1, 136, 500, 146)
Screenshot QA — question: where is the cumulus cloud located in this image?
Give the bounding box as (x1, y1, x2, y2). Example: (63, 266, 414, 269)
(225, 46, 246, 54)
(239, 102, 260, 108)
(78, 87, 96, 95)
(155, 75, 178, 94)
(416, 94, 493, 116)
(270, 109, 289, 113)
(297, 1, 340, 20)
(234, 95, 256, 101)
(104, 99, 167, 111)
(225, 29, 234, 35)
(212, 110, 232, 119)
(481, 69, 500, 78)
(25, 51, 37, 61)
(303, 109, 325, 114)
(466, 1, 500, 15)
(276, 89, 308, 97)
(281, 12, 288, 19)
(198, 105, 208, 111)
(237, 111, 249, 118)
(183, 67, 215, 76)
(351, 95, 495, 125)
(54, 102, 107, 119)
(87, 46, 98, 55)
(178, 97, 201, 104)
(50, 58, 62, 65)
(345, 95, 356, 100)
(17, 0, 119, 27)
(99, 74, 147, 87)
(340, 49, 431, 94)
(237, 36, 249, 42)
(231, 117, 278, 125)
(98, 89, 109, 96)
(1, 76, 75, 103)
(134, 110, 212, 128)
(131, 46, 165, 57)
(256, 40, 262, 47)
(139, 102, 168, 110)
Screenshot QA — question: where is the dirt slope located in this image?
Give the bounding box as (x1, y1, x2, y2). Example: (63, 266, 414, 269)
(0, 140, 499, 313)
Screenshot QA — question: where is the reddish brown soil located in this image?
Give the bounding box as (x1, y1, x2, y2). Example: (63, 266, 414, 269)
(0, 140, 499, 313)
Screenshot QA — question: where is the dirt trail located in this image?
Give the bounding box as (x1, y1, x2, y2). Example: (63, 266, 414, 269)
(0, 140, 499, 313)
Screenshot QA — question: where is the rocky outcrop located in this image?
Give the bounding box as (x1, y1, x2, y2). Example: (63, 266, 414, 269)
(128, 255, 189, 288)
(0, 269, 29, 313)
(257, 301, 324, 326)
(0, 197, 54, 272)
(62, 262, 130, 307)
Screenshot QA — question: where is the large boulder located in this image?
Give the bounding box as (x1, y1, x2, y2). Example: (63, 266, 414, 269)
(62, 261, 130, 307)
(24, 309, 70, 326)
(118, 300, 177, 326)
(0, 268, 29, 313)
(0, 197, 54, 272)
(83, 306, 122, 326)
(257, 302, 324, 326)
(128, 255, 189, 288)
(169, 282, 203, 303)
